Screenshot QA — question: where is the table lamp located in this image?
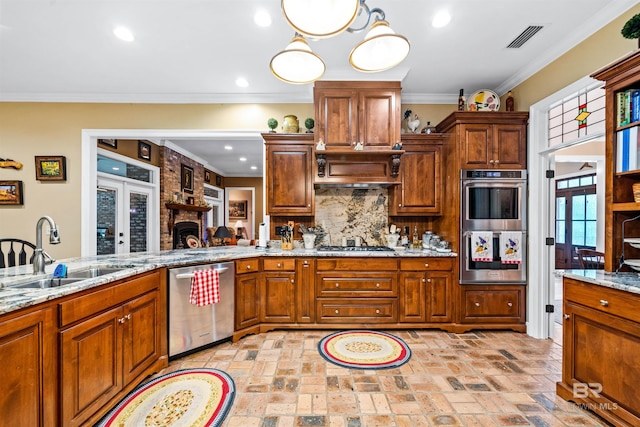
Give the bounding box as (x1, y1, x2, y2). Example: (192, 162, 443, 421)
(213, 226, 232, 246)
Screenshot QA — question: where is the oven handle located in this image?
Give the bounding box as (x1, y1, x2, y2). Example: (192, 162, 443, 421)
(175, 267, 228, 279)
(462, 230, 526, 237)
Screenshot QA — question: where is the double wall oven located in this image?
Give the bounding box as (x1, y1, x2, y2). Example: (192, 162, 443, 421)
(460, 170, 527, 284)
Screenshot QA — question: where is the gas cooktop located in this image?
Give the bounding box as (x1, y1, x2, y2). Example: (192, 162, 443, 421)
(316, 245, 394, 252)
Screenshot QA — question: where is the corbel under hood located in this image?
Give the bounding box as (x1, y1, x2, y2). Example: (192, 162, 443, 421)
(313, 148, 404, 188)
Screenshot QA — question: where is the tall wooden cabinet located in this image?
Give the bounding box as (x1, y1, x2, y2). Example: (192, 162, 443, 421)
(591, 50, 640, 272)
(314, 81, 401, 148)
(390, 133, 444, 215)
(264, 133, 314, 216)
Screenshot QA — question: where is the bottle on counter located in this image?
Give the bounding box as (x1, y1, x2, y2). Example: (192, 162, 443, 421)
(401, 226, 410, 247)
(458, 89, 465, 111)
(412, 226, 419, 248)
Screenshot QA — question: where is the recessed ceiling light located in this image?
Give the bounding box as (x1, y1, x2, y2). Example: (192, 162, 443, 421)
(224, 145, 233, 150)
(250, 165, 257, 170)
(239, 157, 247, 162)
(113, 26, 134, 42)
(432, 11, 451, 28)
(235, 77, 249, 88)
(254, 10, 272, 27)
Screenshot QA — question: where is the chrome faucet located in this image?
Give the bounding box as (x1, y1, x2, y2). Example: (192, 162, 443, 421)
(33, 216, 61, 274)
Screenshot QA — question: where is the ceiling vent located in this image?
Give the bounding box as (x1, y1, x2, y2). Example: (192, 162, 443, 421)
(506, 25, 544, 48)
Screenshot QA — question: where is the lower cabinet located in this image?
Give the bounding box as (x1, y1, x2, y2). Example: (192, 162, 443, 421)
(459, 284, 526, 329)
(59, 272, 162, 427)
(557, 277, 640, 427)
(0, 306, 56, 426)
(235, 258, 261, 330)
(399, 258, 453, 323)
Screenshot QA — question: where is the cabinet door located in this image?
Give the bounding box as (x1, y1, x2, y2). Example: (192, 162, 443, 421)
(235, 272, 260, 329)
(296, 259, 315, 323)
(0, 307, 56, 427)
(61, 306, 123, 427)
(266, 144, 314, 215)
(461, 124, 492, 168)
(493, 124, 526, 168)
(315, 88, 357, 148)
(390, 146, 441, 215)
(122, 291, 160, 385)
(399, 272, 426, 322)
(262, 273, 296, 322)
(358, 88, 400, 147)
(426, 271, 452, 322)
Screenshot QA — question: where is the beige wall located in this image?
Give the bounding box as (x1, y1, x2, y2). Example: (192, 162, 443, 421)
(1, 4, 639, 258)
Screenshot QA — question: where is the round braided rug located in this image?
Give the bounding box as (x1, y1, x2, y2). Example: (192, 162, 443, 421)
(96, 368, 235, 427)
(318, 330, 411, 369)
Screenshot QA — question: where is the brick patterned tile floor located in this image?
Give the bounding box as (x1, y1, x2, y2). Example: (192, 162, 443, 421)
(159, 330, 611, 427)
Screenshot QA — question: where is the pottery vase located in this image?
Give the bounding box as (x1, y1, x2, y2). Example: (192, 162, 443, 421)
(282, 115, 299, 133)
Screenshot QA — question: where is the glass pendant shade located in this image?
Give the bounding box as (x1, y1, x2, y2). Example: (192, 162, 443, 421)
(270, 35, 326, 84)
(281, 0, 360, 38)
(349, 20, 410, 72)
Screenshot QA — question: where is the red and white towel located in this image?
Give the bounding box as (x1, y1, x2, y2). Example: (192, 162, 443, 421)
(471, 231, 493, 262)
(189, 269, 220, 306)
(500, 231, 522, 264)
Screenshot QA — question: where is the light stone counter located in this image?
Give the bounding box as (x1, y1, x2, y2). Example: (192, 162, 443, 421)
(562, 269, 640, 295)
(0, 245, 456, 315)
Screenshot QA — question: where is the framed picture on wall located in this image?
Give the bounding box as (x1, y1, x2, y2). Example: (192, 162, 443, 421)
(215, 175, 222, 186)
(138, 141, 151, 161)
(0, 180, 24, 205)
(35, 156, 67, 181)
(98, 138, 117, 148)
(181, 164, 194, 194)
(204, 170, 211, 183)
(229, 200, 247, 220)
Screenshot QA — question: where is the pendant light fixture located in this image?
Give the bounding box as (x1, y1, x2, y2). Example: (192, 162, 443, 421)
(272, 0, 410, 84)
(270, 34, 326, 84)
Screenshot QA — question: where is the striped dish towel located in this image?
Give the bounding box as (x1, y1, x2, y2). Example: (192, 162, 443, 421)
(189, 269, 220, 306)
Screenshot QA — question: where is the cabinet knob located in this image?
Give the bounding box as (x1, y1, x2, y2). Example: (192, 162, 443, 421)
(304, 260, 308, 265)
(422, 278, 426, 283)
(427, 278, 431, 283)
(291, 279, 294, 284)
(424, 263, 429, 268)
(376, 309, 380, 314)
(277, 263, 281, 268)
(398, 203, 402, 207)
(118, 317, 126, 324)
(489, 160, 494, 164)
(507, 301, 513, 307)
(474, 302, 480, 307)
(125, 314, 131, 320)
(564, 314, 571, 320)
(495, 160, 500, 164)
(376, 283, 380, 287)
(247, 265, 251, 270)
(335, 309, 339, 314)
(599, 299, 609, 307)
(335, 283, 340, 287)
(308, 204, 311, 207)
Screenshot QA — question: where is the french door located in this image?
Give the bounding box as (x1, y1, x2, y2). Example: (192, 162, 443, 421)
(97, 176, 155, 255)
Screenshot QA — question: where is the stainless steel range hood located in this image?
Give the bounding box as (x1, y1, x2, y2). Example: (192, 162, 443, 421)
(313, 148, 404, 188)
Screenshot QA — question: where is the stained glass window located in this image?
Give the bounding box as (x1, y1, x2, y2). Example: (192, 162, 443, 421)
(548, 82, 605, 147)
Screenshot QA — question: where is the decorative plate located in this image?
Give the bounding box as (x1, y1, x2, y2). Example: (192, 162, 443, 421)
(185, 235, 201, 248)
(467, 89, 500, 111)
(624, 259, 640, 271)
(624, 238, 640, 249)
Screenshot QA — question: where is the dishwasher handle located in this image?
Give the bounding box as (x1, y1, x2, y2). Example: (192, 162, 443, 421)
(175, 267, 228, 279)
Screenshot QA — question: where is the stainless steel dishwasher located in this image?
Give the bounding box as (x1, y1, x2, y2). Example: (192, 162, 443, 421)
(168, 261, 235, 358)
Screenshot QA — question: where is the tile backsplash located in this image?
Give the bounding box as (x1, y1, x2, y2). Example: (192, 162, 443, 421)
(314, 188, 389, 246)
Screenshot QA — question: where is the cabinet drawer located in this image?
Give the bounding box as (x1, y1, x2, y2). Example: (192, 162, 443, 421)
(316, 273, 396, 297)
(461, 286, 525, 323)
(263, 258, 295, 271)
(400, 258, 454, 271)
(316, 258, 397, 271)
(564, 277, 640, 323)
(59, 271, 159, 327)
(236, 258, 260, 274)
(317, 299, 396, 323)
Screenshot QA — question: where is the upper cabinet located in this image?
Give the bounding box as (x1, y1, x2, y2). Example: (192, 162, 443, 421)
(264, 133, 314, 216)
(591, 50, 640, 271)
(314, 81, 401, 148)
(389, 134, 444, 216)
(436, 112, 529, 169)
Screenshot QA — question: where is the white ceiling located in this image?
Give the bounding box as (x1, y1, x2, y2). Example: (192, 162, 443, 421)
(0, 0, 635, 177)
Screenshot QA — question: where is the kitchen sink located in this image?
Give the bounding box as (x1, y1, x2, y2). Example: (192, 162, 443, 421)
(65, 266, 128, 279)
(9, 277, 85, 289)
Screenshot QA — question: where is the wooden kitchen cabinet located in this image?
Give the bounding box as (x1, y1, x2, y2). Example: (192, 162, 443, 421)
(262, 258, 295, 323)
(0, 306, 56, 427)
(264, 133, 314, 216)
(399, 258, 453, 323)
(314, 81, 401, 148)
(557, 277, 640, 427)
(59, 271, 162, 427)
(235, 258, 261, 330)
(458, 284, 526, 331)
(436, 112, 528, 170)
(390, 134, 443, 215)
(295, 258, 315, 323)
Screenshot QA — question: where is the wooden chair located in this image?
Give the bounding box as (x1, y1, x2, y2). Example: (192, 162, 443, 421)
(0, 238, 36, 268)
(577, 248, 604, 269)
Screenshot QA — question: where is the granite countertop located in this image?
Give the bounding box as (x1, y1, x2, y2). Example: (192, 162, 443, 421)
(0, 245, 457, 316)
(562, 269, 640, 295)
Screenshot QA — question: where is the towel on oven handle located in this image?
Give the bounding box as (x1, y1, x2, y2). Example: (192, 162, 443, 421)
(500, 231, 522, 264)
(471, 231, 493, 262)
(189, 269, 220, 306)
